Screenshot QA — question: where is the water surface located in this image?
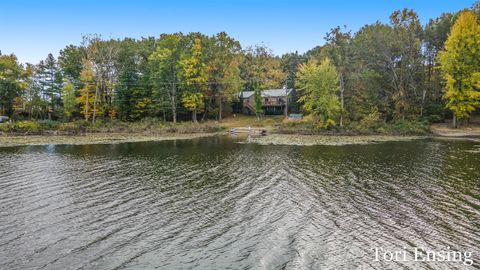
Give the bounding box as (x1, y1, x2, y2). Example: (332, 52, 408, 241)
(0, 136, 479, 269)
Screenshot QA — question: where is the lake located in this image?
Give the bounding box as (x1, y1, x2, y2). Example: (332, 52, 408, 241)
(0, 136, 479, 269)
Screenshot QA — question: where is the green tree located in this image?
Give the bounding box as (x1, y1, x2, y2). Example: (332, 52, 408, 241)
(241, 45, 287, 91)
(114, 38, 150, 121)
(438, 10, 480, 127)
(280, 51, 306, 89)
(348, 23, 394, 121)
(296, 58, 340, 126)
(62, 79, 77, 120)
(26, 63, 49, 119)
(58, 45, 85, 87)
(0, 54, 23, 117)
(206, 32, 243, 120)
(424, 12, 457, 113)
(389, 9, 425, 119)
(253, 87, 263, 120)
(149, 33, 184, 123)
(37, 53, 63, 119)
(324, 26, 352, 126)
(79, 35, 119, 122)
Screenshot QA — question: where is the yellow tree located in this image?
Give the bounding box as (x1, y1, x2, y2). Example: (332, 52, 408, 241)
(180, 37, 207, 122)
(77, 60, 98, 121)
(181, 92, 204, 122)
(438, 10, 480, 128)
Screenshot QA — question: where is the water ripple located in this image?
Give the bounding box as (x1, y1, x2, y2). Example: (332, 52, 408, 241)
(0, 138, 478, 269)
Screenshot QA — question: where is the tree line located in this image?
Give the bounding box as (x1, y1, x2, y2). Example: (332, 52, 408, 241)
(0, 3, 479, 128)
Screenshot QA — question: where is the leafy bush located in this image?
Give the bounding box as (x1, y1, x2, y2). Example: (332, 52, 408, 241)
(425, 114, 443, 123)
(359, 109, 382, 129)
(58, 121, 90, 133)
(374, 120, 429, 135)
(348, 109, 382, 133)
(18, 121, 41, 132)
(0, 121, 41, 133)
(0, 122, 13, 132)
(324, 119, 336, 129)
(37, 120, 61, 130)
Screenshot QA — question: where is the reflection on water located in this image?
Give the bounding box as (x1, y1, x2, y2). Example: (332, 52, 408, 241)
(0, 136, 479, 269)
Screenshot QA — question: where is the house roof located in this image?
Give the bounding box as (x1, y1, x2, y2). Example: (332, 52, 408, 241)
(240, 88, 293, 98)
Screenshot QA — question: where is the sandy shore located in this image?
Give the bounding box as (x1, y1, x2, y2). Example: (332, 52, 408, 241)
(0, 133, 216, 147)
(431, 123, 480, 137)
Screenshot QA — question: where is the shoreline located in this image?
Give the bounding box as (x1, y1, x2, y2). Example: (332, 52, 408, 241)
(1, 130, 478, 148)
(1, 120, 480, 148)
(0, 132, 218, 148)
(430, 123, 480, 138)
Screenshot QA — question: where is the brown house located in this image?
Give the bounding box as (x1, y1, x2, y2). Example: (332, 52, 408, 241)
(238, 88, 294, 115)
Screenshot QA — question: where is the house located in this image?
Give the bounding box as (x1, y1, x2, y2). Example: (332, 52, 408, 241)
(238, 88, 295, 115)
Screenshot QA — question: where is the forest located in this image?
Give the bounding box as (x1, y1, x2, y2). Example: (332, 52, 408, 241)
(0, 3, 479, 132)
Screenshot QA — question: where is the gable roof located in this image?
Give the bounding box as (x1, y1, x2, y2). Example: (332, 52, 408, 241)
(240, 88, 293, 99)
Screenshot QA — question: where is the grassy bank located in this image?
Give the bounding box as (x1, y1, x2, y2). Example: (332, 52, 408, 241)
(3, 116, 478, 147)
(0, 115, 434, 137)
(278, 119, 431, 135)
(0, 118, 223, 135)
(216, 115, 431, 135)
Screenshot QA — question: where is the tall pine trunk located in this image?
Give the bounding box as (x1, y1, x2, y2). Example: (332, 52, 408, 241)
(92, 84, 99, 123)
(218, 96, 223, 121)
(171, 77, 177, 123)
(339, 74, 344, 127)
(85, 90, 89, 121)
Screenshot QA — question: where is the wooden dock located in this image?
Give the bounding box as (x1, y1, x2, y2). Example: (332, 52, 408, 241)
(229, 127, 267, 136)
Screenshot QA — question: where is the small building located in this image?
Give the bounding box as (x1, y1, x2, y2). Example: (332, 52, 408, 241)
(0, 116, 9, 123)
(238, 88, 295, 115)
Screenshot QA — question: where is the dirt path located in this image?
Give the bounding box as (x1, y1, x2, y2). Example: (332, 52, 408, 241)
(431, 123, 480, 137)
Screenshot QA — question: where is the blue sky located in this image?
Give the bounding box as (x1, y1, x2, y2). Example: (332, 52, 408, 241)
(0, 0, 476, 64)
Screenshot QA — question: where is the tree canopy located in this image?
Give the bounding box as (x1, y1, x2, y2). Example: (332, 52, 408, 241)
(1, 2, 479, 129)
(438, 10, 480, 127)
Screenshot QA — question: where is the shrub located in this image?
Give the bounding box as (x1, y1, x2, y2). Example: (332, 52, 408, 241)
(37, 120, 61, 130)
(375, 120, 429, 135)
(359, 109, 381, 129)
(425, 114, 443, 123)
(58, 121, 90, 133)
(0, 122, 13, 132)
(0, 121, 42, 133)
